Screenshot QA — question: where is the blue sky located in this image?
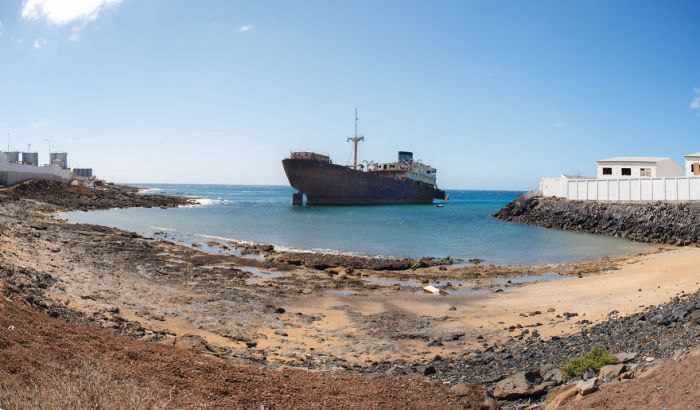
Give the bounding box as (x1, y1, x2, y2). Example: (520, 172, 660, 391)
(0, 0, 699, 189)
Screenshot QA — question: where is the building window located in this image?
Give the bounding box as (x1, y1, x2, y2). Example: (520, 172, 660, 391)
(602, 167, 612, 175)
(621, 168, 632, 176)
(640, 168, 651, 177)
(692, 163, 700, 176)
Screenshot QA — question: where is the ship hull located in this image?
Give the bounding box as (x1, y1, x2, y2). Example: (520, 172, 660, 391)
(282, 159, 446, 205)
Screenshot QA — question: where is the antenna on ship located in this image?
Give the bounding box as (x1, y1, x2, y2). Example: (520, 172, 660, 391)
(347, 108, 364, 170)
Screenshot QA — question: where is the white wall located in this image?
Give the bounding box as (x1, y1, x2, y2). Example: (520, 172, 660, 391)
(0, 152, 74, 187)
(540, 177, 569, 198)
(541, 176, 700, 201)
(656, 159, 684, 177)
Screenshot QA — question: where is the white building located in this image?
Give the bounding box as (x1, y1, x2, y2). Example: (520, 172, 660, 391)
(0, 151, 74, 187)
(684, 152, 700, 177)
(596, 157, 683, 179)
(539, 154, 700, 201)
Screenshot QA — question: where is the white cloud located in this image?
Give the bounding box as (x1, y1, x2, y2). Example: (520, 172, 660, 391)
(691, 88, 700, 110)
(0, 20, 4, 36)
(553, 122, 566, 128)
(238, 24, 252, 32)
(21, 0, 122, 25)
(33, 38, 46, 48)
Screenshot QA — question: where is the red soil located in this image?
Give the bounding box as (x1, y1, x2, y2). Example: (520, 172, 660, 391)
(0, 298, 486, 409)
(564, 355, 700, 409)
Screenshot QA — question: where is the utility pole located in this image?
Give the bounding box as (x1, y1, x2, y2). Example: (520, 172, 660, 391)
(346, 108, 364, 170)
(6, 132, 10, 152)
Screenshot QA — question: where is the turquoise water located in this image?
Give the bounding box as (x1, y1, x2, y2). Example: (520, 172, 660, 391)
(60, 184, 652, 264)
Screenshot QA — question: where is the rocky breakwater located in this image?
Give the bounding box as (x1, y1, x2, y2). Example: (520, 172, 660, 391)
(494, 194, 700, 245)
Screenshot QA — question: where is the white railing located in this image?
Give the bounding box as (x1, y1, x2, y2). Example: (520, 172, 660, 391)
(541, 176, 700, 201)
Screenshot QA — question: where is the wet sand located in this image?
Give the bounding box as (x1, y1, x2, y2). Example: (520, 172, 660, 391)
(252, 247, 700, 364)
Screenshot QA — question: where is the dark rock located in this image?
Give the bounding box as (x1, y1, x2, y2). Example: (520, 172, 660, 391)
(494, 195, 700, 246)
(492, 369, 543, 399)
(577, 378, 597, 396)
(614, 352, 638, 363)
(690, 310, 700, 323)
(543, 368, 563, 385)
(598, 364, 625, 382)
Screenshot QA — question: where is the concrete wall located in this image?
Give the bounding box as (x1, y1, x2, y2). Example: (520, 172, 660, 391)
(0, 151, 74, 187)
(657, 159, 685, 177)
(541, 176, 700, 201)
(540, 177, 570, 198)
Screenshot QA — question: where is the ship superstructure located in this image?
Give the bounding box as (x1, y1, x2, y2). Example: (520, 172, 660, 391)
(366, 151, 438, 188)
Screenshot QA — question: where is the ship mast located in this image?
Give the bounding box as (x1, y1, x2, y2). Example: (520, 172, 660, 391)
(347, 108, 364, 170)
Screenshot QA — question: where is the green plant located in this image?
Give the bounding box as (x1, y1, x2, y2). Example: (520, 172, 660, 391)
(561, 347, 618, 378)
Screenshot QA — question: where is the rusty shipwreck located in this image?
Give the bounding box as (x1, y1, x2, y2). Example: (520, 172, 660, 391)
(282, 114, 447, 205)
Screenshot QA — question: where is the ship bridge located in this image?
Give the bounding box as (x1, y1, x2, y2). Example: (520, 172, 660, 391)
(367, 151, 438, 187)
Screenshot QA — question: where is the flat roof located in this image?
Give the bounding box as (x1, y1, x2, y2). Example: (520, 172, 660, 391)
(685, 152, 700, 158)
(597, 157, 671, 163)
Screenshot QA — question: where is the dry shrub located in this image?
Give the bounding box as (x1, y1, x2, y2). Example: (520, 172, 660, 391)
(0, 362, 171, 410)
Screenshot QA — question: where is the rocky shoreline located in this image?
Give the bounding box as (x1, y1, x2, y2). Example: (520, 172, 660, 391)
(495, 194, 700, 246)
(0, 179, 193, 210)
(417, 287, 700, 406)
(2, 180, 699, 408)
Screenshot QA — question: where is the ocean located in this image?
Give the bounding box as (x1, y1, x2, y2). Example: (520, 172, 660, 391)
(60, 184, 652, 265)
